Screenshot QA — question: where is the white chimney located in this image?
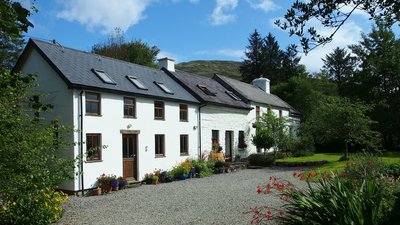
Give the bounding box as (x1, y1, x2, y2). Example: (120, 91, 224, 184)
(252, 76, 270, 93)
(158, 57, 175, 72)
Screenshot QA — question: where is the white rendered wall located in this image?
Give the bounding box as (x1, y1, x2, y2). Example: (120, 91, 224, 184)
(20, 49, 75, 190)
(78, 92, 199, 190)
(200, 105, 249, 158)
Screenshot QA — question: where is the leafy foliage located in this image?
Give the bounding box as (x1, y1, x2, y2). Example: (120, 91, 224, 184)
(322, 47, 356, 85)
(92, 28, 160, 68)
(276, 0, 400, 53)
(176, 60, 241, 79)
(0, 0, 35, 70)
(0, 71, 74, 224)
(248, 153, 275, 167)
(240, 30, 306, 85)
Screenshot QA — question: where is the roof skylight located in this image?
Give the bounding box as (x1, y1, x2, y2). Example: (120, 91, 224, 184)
(154, 81, 174, 94)
(92, 69, 116, 84)
(197, 84, 216, 96)
(126, 76, 148, 90)
(226, 91, 241, 101)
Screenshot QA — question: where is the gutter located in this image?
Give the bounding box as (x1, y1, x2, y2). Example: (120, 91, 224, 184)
(79, 90, 84, 196)
(198, 103, 207, 158)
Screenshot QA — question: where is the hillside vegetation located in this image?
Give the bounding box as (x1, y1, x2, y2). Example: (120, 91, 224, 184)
(176, 60, 242, 80)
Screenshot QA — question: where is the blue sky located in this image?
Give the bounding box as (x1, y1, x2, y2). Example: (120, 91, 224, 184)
(22, 0, 395, 72)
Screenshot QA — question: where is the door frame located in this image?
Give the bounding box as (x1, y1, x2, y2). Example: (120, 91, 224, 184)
(225, 130, 233, 161)
(121, 130, 140, 180)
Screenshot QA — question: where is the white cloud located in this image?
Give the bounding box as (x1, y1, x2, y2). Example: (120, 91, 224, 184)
(210, 0, 238, 26)
(189, 0, 200, 3)
(56, 0, 151, 34)
(300, 20, 363, 72)
(195, 48, 244, 59)
(247, 0, 278, 12)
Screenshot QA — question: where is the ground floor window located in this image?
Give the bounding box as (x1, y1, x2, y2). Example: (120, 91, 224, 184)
(238, 131, 246, 148)
(180, 135, 189, 155)
(86, 133, 101, 161)
(155, 134, 165, 157)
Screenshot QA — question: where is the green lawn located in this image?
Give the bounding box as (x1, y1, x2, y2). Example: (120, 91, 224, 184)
(276, 152, 400, 172)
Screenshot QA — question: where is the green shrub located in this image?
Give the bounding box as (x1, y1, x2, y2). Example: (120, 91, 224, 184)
(248, 153, 275, 167)
(344, 152, 385, 181)
(281, 175, 385, 225)
(384, 163, 400, 178)
(190, 159, 213, 177)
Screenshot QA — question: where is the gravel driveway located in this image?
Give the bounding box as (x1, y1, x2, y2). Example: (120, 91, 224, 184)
(56, 168, 300, 225)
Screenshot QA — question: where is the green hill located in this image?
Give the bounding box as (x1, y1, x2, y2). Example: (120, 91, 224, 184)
(176, 60, 242, 80)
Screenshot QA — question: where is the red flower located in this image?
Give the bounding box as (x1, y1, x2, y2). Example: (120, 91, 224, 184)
(257, 185, 261, 194)
(293, 172, 297, 178)
(277, 211, 284, 217)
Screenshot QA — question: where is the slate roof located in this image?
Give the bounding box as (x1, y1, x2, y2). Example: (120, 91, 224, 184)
(14, 39, 199, 104)
(164, 69, 251, 110)
(214, 74, 301, 115)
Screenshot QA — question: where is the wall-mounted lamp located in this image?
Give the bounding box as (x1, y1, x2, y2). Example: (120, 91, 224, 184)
(127, 124, 132, 129)
(193, 126, 197, 130)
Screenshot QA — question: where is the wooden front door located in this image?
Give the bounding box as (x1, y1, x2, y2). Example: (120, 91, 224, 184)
(122, 134, 138, 180)
(225, 131, 233, 162)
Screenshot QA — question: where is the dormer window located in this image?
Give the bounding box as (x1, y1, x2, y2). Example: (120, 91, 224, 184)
(154, 81, 174, 94)
(91, 69, 116, 85)
(126, 76, 148, 90)
(226, 91, 240, 101)
(197, 84, 216, 96)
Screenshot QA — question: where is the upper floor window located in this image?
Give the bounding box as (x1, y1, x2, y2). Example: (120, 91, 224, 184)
(197, 84, 216, 96)
(86, 133, 101, 161)
(179, 104, 188, 122)
(92, 69, 116, 85)
(126, 76, 148, 90)
(154, 81, 174, 94)
(255, 106, 260, 121)
(124, 97, 136, 118)
(86, 92, 100, 115)
(154, 101, 165, 120)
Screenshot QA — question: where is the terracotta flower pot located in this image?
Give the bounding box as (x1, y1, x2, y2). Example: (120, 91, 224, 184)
(152, 180, 159, 185)
(93, 187, 101, 196)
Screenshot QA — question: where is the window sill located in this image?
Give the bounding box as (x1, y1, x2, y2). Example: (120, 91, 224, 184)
(154, 118, 165, 121)
(123, 116, 137, 119)
(85, 160, 103, 163)
(179, 120, 188, 122)
(86, 114, 102, 117)
(180, 153, 189, 156)
(155, 155, 165, 158)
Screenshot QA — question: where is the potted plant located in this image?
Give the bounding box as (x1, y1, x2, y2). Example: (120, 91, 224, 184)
(117, 177, 127, 189)
(144, 173, 153, 184)
(224, 162, 232, 173)
(214, 161, 225, 174)
(152, 175, 159, 185)
(92, 187, 101, 196)
(97, 173, 115, 193)
(110, 177, 118, 191)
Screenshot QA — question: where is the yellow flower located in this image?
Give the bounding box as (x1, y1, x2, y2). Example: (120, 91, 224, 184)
(2, 206, 8, 211)
(12, 202, 16, 206)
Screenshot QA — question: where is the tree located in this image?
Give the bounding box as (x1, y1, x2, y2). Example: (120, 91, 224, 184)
(322, 47, 356, 84)
(0, 0, 35, 70)
(241, 31, 305, 85)
(0, 70, 73, 223)
(301, 96, 378, 157)
(240, 29, 265, 83)
(92, 28, 160, 68)
(276, 0, 400, 53)
(252, 110, 291, 153)
(349, 20, 400, 150)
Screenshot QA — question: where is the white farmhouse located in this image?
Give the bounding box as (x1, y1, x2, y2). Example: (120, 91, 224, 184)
(160, 59, 252, 160)
(14, 39, 200, 192)
(213, 74, 301, 154)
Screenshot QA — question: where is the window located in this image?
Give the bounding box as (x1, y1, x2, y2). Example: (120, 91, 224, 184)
(225, 91, 240, 101)
(180, 135, 189, 155)
(154, 81, 174, 94)
(86, 134, 101, 161)
(155, 134, 165, 156)
(86, 92, 100, 115)
(154, 101, 165, 120)
(197, 84, 216, 96)
(279, 110, 282, 118)
(92, 69, 116, 84)
(126, 76, 148, 90)
(124, 97, 136, 118)
(179, 104, 188, 122)
(256, 106, 260, 121)
(238, 131, 246, 148)
(212, 130, 219, 149)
